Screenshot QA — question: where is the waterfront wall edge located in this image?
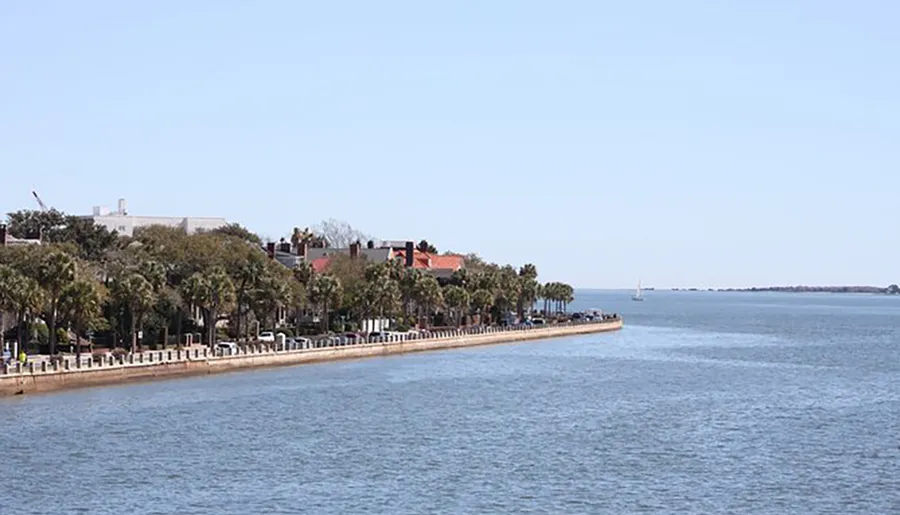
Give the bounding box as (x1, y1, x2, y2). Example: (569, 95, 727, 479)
(0, 320, 622, 397)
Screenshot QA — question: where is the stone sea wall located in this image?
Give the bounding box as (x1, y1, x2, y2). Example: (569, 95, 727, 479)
(0, 318, 623, 397)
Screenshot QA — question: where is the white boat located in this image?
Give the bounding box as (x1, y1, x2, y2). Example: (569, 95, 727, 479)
(632, 281, 644, 301)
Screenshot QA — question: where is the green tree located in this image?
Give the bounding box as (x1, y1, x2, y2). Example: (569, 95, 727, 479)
(471, 289, 494, 325)
(2, 271, 42, 355)
(416, 240, 437, 253)
(211, 223, 262, 245)
(415, 275, 443, 328)
(361, 262, 402, 324)
(153, 286, 183, 349)
(399, 268, 422, 323)
(250, 268, 292, 331)
(111, 273, 155, 352)
(205, 268, 237, 346)
(443, 285, 470, 327)
(59, 279, 106, 360)
(6, 209, 119, 261)
(36, 250, 76, 354)
(181, 268, 236, 347)
(230, 253, 266, 341)
(309, 274, 343, 332)
(0, 264, 44, 355)
(492, 266, 520, 321)
(517, 264, 540, 321)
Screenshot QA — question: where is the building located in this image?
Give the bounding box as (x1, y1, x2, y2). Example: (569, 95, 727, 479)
(392, 248, 464, 279)
(0, 224, 41, 247)
(267, 238, 464, 278)
(82, 199, 228, 237)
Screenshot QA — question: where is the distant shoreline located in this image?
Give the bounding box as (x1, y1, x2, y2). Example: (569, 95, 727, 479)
(669, 286, 899, 294)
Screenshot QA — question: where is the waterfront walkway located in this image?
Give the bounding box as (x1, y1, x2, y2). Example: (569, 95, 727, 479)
(0, 317, 623, 396)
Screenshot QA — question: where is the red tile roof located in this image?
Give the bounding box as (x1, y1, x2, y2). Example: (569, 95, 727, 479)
(310, 256, 332, 273)
(393, 250, 464, 271)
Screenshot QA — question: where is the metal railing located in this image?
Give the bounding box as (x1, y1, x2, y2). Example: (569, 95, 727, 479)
(0, 315, 621, 376)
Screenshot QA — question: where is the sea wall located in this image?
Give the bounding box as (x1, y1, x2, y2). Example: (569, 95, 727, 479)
(0, 318, 623, 397)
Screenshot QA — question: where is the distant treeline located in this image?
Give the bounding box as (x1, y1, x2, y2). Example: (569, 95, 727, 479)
(715, 285, 900, 294)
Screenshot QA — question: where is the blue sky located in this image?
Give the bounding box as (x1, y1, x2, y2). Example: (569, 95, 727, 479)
(2, 1, 898, 289)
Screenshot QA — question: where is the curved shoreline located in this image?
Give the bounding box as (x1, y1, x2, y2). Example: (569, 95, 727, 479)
(0, 319, 623, 397)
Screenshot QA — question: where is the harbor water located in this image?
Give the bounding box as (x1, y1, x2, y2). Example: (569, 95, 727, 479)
(1, 291, 898, 514)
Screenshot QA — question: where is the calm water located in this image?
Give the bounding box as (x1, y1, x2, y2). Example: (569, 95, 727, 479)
(2, 291, 898, 514)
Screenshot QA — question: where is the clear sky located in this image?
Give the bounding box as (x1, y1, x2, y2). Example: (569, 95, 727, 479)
(2, 1, 898, 289)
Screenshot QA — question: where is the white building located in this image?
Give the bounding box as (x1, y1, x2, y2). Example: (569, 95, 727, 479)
(82, 199, 228, 237)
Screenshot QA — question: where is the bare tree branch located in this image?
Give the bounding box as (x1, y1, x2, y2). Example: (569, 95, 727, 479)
(312, 219, 375, 249)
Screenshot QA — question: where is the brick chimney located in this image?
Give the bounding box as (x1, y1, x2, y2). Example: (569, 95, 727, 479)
(279, 241, 291, 254)
(0, 224, 6, 247)
(266, 242, 276, 259)
(366, 240, 375, 249)
(349, 240, 360, 259)
(405, 241, 415, 267)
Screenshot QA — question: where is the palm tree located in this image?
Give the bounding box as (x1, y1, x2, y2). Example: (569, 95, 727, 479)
(561, 283, 574, 313)
(399, 268, 422, 324)
(414, 275, 443, 328)
(542, 282, 561, 315)
(493, 266, 521, 322)
(181, 268, 237, 347)
(0, 265, 40, 357)
(0, 265, 16, 350)
(309, 274, 342, 332)
(233, 257, 264, 342)
(154, 286, 182, 349)
(519, 263, 538, 280)
(6, 274, 42, 357)
(112, 273, 155, 352)
(182, 272, 210, 342)
(449, 269, 470, 289)
(443, 285, 470, 327)
(59, 279, 105, 361)
(251, 271, 291, 331)
(36, 251, 76, 354)
(205, 267, 236, 346)
(471, 289, 494, 325)
(361, 262, 402, 326)
(517, 265, 540, 321)
(291, 261, 314, 333)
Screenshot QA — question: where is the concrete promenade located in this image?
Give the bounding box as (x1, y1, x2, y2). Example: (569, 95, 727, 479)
(0, 317, 623, 397)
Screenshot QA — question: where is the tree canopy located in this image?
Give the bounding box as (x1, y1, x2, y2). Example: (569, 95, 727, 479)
(1, 208, 574, 353)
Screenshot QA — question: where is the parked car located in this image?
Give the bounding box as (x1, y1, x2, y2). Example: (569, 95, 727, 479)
(531, 318, 546, 326)
(216, 342, 238, 354)
(343, 332, 364, 344)
(258, 331, 275, 343)
(284, 337, 311, 349)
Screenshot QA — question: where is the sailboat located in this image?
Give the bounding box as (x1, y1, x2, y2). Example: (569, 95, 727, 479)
(632, 280, 644, 301)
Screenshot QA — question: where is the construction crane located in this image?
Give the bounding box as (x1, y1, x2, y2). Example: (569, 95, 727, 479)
(32, 190, 48, 211)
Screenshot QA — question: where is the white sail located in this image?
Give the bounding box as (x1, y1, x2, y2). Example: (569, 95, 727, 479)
(632, 280, 643, 301)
